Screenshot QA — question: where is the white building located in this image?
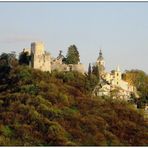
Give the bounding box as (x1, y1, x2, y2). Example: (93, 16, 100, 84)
(93, 50, 138, 100)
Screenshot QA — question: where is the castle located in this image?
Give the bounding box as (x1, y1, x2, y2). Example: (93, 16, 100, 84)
(93, 50, 139, 100)
(30, 42, 51, 72)
(21, 42, 85, 74)
(21, 41, 138, 100)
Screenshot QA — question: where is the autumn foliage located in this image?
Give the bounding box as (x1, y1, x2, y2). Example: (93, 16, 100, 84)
(0, 53, 147, 146)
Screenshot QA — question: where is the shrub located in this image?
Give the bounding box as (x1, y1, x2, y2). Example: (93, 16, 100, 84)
(0, 125, 13, 137)
(58, 93, 69, 105)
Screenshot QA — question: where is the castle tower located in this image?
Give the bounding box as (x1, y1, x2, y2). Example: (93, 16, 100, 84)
(31, 42, 51, 72)
(31, 42, 44, 56)
(96, 49, 105, 76)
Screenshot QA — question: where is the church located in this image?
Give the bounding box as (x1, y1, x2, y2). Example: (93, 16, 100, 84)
(93, 50, 139, 100)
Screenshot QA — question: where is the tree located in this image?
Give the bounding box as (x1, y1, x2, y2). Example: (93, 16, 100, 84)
(0, 62, 147, 146)
(0, 52, 18, 85)
(85, 74, 99, 91)
(65, 45, 80, 64)
(0, 52, 18, 76)
(123, 70, 148, 107)
(19, 52, 30, 65)
(92, 65, 99, 77)
(88, 63, 92, 76)
(0, 52, 17, 67)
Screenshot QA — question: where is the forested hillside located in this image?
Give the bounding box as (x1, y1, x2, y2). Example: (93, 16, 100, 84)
(0, 53, 147, 146)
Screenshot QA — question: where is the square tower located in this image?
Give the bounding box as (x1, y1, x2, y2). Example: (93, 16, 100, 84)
(31, 42, 51, 72)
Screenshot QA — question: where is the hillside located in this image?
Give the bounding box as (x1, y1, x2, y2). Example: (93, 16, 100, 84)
(0, 62, 147, 146)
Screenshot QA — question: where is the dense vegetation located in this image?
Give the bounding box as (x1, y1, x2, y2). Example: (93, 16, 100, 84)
(123, 70, 148, 108)
(0, 53, 147, 146)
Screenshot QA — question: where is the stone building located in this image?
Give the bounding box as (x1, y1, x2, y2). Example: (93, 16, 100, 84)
(21, 42, 85, 74)
(96, 49, 105, 76)
(93, 50, 138, 100)
(51, 50, 85, 74)
(30, 42, 51, 72)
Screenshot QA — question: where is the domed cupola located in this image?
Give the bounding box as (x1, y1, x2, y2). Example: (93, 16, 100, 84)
(96, 49, 105, 67)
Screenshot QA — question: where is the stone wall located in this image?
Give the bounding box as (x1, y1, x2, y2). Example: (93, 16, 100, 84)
(51, 62, 85, 74)
(31, 42, 51, 72)
(31, 42, 44, 56)
(51, 63, 70, 72)
(22, 42, 85, 74)
(69, 64, 85, 74)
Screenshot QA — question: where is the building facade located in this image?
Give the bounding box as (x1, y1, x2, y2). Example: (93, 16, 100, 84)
(93, 50, 138, 100)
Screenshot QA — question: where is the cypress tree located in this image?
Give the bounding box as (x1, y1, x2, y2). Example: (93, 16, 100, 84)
(65, 45, 80, 64)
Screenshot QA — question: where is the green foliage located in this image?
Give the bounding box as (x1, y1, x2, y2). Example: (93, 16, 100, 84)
(123, 70, 148, 107)
(18, 68, 32, 81)
(19, 51, 30, 65)
(21, 84, 38, 95)
(47, 107, 62, 119)
(47, 122, 69, 145)
(0, 58, 147, 146)
(65, 45, 80, 64)
(0, 52, 17, 67)
(85, 74, 99, 91)
(58, 93, 69, 105)
(88, 63, 92, 76)
(92, 65, 99, 77)
(61, 107, 80, 119)
(62, 72, 75, 82)
(0, 125, 13, 137)
(0, 52, 18, 83)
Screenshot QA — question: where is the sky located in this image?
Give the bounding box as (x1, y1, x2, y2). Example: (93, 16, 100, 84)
(0, 2, 148, 73)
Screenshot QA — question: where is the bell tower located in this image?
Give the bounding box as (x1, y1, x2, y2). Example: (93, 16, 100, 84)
(96, 49, 105, 67)
(114, 65, 122, 85)
(96, 49, 105, 75)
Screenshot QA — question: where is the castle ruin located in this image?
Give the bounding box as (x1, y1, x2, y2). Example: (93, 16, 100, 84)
(21, 42, 85, 74)
(30, 42, 51, 72)
(20, 42, 139, 100)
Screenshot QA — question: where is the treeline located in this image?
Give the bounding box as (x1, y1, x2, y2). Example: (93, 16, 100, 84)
(0, 52, 147, 146)
(123, 70, 148, 108)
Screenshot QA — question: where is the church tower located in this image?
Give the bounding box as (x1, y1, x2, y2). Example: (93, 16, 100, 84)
(96, 49, 105, 76)
(96, 49, 105, 67)
(114, 65, 122, 86)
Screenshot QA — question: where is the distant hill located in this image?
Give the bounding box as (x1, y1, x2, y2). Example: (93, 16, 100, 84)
(0, 55, 147, 146)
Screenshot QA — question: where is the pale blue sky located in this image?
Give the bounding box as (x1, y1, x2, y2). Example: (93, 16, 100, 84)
(0, 2, 148, 73)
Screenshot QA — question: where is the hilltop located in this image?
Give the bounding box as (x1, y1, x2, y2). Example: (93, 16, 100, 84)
(0, 54, 147, 146)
